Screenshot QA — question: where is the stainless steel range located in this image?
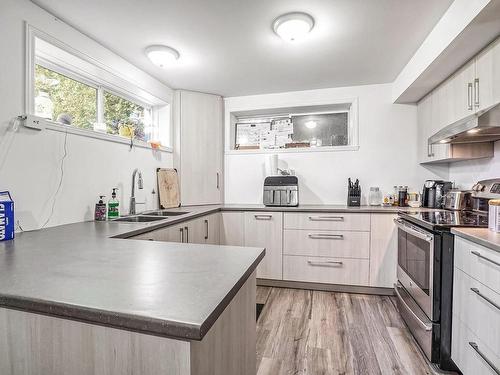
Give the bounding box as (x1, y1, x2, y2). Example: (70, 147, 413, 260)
(394, 178, 500, 372)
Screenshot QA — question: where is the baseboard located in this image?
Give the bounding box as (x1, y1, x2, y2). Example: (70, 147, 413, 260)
(257, 279, 394, 296)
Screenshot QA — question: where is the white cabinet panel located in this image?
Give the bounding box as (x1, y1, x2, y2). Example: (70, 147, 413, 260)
(284, 212, 370, 231)
(220, 212, 245, 246)
(476, 37, 500, 112)
(176, 91, 223, 206)
(369, 214, 398, 288)
(244, 212, 282, 280)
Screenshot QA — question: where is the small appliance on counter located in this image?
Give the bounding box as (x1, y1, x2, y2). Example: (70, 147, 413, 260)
(443, 190, 472, 211)
(263, 176, 298, 207)
(347, 178, 361, 206)
(421, 180, 453, 208)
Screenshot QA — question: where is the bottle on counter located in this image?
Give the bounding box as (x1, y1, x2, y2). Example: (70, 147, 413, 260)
(393, 186, 399, 206)
(108, 188, 120, 219)
(94, 195, 107, 221)
(398, 186, 408, 207)
(489, 199, 500, 232)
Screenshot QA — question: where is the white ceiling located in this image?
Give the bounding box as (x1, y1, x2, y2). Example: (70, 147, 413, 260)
(31, 0, 453, 97)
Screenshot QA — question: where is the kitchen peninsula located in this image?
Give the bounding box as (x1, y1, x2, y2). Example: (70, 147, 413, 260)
(0, 211, 264, 375)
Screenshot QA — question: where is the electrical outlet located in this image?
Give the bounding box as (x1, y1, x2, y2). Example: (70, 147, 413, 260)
(23, 115, 46, 130)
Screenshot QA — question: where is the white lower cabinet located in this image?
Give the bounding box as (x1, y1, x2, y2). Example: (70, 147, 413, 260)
(220, 212, 245, 246)
(452, 237, 500, 375)
(132, 223, 185, 242)
(369, 214, 398, 288)
(283, 256, 370, 286)
(244, 212, 283, 280)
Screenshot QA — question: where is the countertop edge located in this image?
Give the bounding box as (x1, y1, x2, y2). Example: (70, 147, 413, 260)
(0, 247, 266, 341)
(451, 228, 500, 253)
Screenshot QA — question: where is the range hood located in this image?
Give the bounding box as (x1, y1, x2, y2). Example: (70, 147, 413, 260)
(429, 103, 500, 144)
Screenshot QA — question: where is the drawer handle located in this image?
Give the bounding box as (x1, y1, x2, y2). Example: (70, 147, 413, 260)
(308, 216, 344, 221)
(254, 214, 272, 220)
(308, 234, 344, 240)
(471, 288, 500, 312)
(394, 284, 433, 332)
(307, 260, 343, 267)
(469, 342, 500, 375)
(471, 251, 500, 268)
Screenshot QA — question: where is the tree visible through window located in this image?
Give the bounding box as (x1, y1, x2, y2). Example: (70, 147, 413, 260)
(104, 91, 149, 142)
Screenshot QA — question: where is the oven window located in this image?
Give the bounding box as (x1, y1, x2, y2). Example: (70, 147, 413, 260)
(398, 231, 431, 295)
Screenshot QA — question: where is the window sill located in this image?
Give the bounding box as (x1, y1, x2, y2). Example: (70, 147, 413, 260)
(44, 121, 173, 152)
(225, 145, 359, 155)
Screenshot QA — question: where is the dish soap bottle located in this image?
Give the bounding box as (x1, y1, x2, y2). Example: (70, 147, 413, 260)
(108, 188, 120, 219)
(94, 195, 107, 221)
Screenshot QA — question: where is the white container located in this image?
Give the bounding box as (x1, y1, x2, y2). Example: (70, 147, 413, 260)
(489, 200, 500, 232)
(369, 187, 382, 206)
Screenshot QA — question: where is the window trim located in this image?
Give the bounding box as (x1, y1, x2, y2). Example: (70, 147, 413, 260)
(26, 23, 172, 152)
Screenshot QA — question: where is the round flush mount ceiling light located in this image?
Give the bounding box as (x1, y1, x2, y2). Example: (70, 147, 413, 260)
(305, 120, 317, 129)
(273, 12, 315, 42)
(145, 45, 180, 68)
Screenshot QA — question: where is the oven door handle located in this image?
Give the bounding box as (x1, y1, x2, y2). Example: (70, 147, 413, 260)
(394, 284, 433, 331)
(393, 218, 433, 243)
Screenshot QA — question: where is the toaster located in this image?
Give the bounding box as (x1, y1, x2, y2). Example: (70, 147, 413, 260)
(263, 176, 299, 207)
(444, 190, 472, 211)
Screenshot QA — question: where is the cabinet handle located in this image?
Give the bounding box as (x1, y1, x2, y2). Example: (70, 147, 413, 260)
(471, 288, 500, 312)
(469, 342, 500, 375)
(308, 233, 344, 240)
(308, 216, 344, 221)
(468, 82, 473, 110)
(427, 143, 434, 157)
(204, 219, 209, 240)
(471, 251, 500, 268)
(254, 214, 272, 220)
(184, 226, 189, 243)
(180, 228, 184, 243)
(307, 260, 343, 267)
(474, 78, 480, 107)
(216, 173, 220, 190)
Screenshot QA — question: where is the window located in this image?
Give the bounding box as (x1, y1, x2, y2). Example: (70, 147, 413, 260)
(291, 112, 349, 147)
(28, 29, 171, 149)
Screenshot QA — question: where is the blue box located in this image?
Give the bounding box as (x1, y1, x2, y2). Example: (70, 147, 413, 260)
(0, 191, 14, 241)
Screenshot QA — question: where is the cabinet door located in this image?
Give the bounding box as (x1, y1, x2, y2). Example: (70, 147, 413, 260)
(182, 218, 206, 244)
(179, 91, 223, 206)
(428, 88, 451, 161)
(451, 61, 475, 122)
(417, 94, 433, 163)
(476, 37, 500, 112)
(369, 214, 397, 288)
(220, 212, 245, 246)
(244, 212, 283, 280)
(132, 224, 184, 242)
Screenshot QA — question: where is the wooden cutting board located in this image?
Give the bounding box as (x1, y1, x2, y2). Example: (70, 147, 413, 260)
(157, 168, 180, 208)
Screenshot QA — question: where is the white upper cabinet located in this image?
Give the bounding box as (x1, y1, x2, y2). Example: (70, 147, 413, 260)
(175, 90, 223, 206)
(475, 37, 500, 112)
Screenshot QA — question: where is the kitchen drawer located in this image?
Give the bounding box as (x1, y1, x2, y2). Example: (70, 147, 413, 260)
(283, 229, 369, 259)
(284, 212, 370, 231)
(283, 255, 369, 286)
(452, 313, 500, 375)
(455, 237, 500, 293)
(453, 267, 500, 355)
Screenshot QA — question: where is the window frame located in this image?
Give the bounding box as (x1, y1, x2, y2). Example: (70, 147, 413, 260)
(26, 24, 172, 152)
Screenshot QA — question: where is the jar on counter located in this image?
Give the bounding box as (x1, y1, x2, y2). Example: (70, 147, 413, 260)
(369, 187, 382, 206)
(398, 186, 408, 207)
(393, 186, 399, 206)
(489, 199, 500, 232)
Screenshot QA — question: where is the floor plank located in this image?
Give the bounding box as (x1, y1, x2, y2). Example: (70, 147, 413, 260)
(256, 287, 436, 375)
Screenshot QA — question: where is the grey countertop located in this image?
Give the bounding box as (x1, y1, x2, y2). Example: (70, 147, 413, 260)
(451, 227, 500, 253)
(0, 202, 430, 341)
(0, 209, 264, 341)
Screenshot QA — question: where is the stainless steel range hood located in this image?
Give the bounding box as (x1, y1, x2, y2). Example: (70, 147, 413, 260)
(429, 103, 500, 144)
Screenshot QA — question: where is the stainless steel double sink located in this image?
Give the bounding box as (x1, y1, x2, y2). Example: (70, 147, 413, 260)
(113, 210, 189, 223)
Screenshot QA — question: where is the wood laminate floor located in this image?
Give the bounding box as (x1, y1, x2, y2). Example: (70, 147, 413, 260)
(256, 287, 436, 375)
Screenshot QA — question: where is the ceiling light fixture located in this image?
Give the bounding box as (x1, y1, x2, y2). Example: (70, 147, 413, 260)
(467, 129, 480, 134)
(145, 45, 180, 68)
(273, 12, 315, 42)
(305, 120, 317, 129)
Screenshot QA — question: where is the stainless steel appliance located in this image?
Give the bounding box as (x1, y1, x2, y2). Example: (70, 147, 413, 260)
(395, 178, 500, 372)
(263, 176, 298, 207)
(444, 190, 472, 210)
(421, 180, 453, 208)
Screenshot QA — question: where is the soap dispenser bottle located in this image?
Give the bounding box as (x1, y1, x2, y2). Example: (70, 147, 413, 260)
(108, 188, 120, 219)
(94, 195, 107, 221)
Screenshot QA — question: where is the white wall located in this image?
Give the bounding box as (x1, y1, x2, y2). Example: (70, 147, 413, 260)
(449, 140, 500, 188)
(0, 0, 173, 230)
(224, 84, 449, 205)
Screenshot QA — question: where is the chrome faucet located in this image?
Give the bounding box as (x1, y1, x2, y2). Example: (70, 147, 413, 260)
(129, 168, 144, 215)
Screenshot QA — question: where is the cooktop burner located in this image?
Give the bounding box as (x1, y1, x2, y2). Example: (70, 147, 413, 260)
(400, 210, 488, 230)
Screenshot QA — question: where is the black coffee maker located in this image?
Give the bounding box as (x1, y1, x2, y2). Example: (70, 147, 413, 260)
(422, 180, 453, 208)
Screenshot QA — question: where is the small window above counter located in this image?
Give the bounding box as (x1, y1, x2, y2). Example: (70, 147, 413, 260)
(226, 100, 359, 154)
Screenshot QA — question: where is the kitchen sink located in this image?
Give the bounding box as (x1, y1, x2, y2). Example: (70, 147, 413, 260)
(113, 215, 165, 223)
(144, 211, 189, 217)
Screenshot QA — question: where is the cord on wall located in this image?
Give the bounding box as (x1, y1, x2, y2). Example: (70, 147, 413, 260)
(40, 129, 68, 229)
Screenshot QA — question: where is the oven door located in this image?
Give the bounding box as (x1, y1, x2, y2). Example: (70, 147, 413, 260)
(394, 218, 435, 320)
